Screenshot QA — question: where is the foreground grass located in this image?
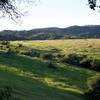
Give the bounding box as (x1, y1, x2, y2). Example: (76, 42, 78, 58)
(0, 39, 100, 100)
(0, 52, 99, 100)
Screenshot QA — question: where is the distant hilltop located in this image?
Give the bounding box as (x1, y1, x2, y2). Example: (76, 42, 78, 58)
(0, 25, 100, 40)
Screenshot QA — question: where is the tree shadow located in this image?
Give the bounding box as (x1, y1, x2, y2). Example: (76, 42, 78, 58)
(0, 51, 85, 100)
(0, 70, 84, 100)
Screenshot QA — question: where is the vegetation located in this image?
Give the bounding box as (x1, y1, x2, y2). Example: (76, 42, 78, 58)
(62, 53, 100, 71)
(0, 0, 99, 17)
(84, 76, 100, 100)
(48, 62, 57, 69)
(0, 39, 100, 99)
(7, 39, 100, 72)
(0, 25, 100, 40)
(0, 86, 12, 100)
(88, 0, 100, 10)
(0, 0, 37, 20)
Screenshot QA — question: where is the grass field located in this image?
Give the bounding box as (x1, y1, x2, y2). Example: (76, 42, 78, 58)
(0, 39, 100, 100)
(12, 39, 100, 58)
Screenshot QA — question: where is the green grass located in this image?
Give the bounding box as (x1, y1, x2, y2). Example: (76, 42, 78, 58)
(0, 53, 99, 100)
(0, 39, 100, 100)
(12, 39, 100, 58)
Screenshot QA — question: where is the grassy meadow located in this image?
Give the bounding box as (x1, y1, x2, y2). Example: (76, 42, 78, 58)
(13, 39, 100, 58)
(0, 39, 100, 100)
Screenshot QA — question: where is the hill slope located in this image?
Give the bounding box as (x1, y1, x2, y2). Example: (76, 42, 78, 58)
(0, 52, 98, 100)
(0, 39, 100, 100)
(0, 25, 100, 40)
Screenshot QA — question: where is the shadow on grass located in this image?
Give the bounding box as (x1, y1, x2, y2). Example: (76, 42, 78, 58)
(0, 51, 85, 100)
(0, 70, 84, 100)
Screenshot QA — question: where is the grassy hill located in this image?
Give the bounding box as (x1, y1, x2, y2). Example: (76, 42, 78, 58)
(0, 39, 100, 100)
(0, 25, 100, 40)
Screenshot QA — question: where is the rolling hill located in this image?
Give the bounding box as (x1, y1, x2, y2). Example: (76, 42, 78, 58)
(0, 25, 100, 40)
(0, 39, 100, 100)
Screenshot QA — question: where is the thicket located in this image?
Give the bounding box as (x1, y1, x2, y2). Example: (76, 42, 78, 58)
(62, 53, 100, 71)
(84, 76, 100, 100)
(48, 62, 57, 69)
(1, 42, 100, 72)
(0, 86, 12, 100)
(22, 50, 40, 58)
(42, 53, 54, 60)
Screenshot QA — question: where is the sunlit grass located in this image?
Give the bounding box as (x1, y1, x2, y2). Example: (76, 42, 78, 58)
(0, 39, 100, 100)
(12, 39, 100, 57)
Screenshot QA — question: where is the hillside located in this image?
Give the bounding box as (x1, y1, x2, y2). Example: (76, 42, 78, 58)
(0, 25, 100, 40)
(0, 39, 100, 100)
(0, 53, 86, 100)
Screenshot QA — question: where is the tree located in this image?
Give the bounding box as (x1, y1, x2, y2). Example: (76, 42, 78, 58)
(85, 76, 100, 100)
(0, 0, 39, 20)
(0, 86, 12, 100)
(0, 0, 99, 20)
(0, 0, 21, 20)
(88, 0, 100, 10)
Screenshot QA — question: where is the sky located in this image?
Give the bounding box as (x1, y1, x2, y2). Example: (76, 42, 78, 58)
(0, 0, 100, 30)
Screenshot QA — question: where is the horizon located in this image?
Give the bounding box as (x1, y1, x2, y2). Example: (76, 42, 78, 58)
(0, 24, 100, 31)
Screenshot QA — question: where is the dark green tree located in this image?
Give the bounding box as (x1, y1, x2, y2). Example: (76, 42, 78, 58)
(85, 76, 100, 100)
(0, 0, 99, 20)
(0, 0, 21, 20)
(88, 0, 100, 10)
(0, 0, 39, 20)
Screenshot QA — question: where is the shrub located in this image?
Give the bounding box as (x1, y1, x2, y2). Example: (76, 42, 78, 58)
(51, 48, 61, 53)
(23, 50, 40, 57)
(0, 45, 3, 49)
(57, 54, 65, 58)
(84, 76, 100, 100)
(0, 41, 10, 50)
(18, 44, 23, 48)
(15, 44, 23, 50)
(6, 48, 16, 55)
(91, 59, 100, 71)
(0, 86, 12, 100)
(84, 90, 100, 100)
(48, 62, 57, 69)
(1, 41, 10, 46)
(6, 45, 10, 48)
(33, 51, 40, 57)
(23, 51, 33, 57)
(63, 53, 85, 65)
(42, 53, 53, 60)
(79, 58, 92, 68)
(61, 53, 100, 72)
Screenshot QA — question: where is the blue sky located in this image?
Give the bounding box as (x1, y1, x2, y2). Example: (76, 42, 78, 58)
(0, 0, 100, 30)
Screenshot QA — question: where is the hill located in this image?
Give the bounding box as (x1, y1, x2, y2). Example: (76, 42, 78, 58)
(0, 25, 100, 40)
(0, 39, 100, 99)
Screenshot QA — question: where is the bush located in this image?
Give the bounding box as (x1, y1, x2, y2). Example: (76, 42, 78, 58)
(0, 41, 10, 50)
(88, 76, 100, 92)
(6, 48, 16, 55)
(48, 62, 57, 69)
(18, 44, 23, 48)
(63, 53, 85, 66)
(84, 76, 100, 100)
(85, 90, 100, 100)
(0, 45, 3, 50)
(23, 50, 40, 57)
(0, 86, 12, 100)
(51, 48, 61, 53)
(91, 59, 100, 71)
(62, 53, 100, 71)
(79, 58, 92, 68)
(57, 54, 65, 58)
(42, 53, 53, 60)
(1, 41, 10, 46)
